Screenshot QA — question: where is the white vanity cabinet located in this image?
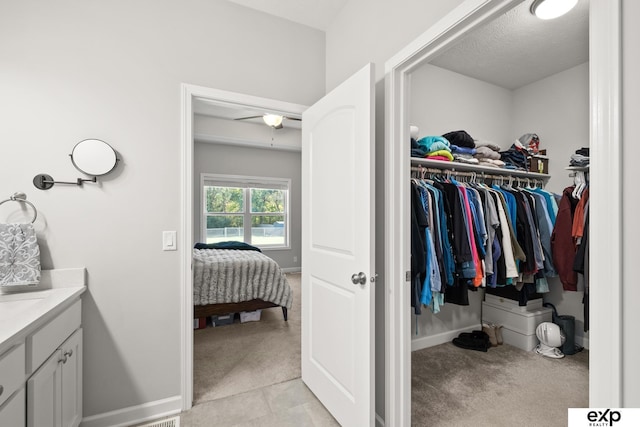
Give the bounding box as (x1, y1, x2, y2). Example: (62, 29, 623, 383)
(0, 284, 84, 427)
(27, 299, 82, 427)
(0, 343, 26, 426)
(27, 328, 82, 427)
(0, 387, 26, 426)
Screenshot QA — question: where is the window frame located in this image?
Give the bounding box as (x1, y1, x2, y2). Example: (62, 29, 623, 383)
(200, 173, 291, 250)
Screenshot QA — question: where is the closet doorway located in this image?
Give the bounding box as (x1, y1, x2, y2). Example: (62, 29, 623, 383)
(385, 0, 620, 424)
(178, 86, 307, 410)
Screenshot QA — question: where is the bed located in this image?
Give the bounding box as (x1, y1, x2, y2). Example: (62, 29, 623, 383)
(192, 243, 293, 321)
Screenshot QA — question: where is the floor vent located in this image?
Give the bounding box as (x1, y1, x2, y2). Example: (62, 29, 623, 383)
(135, 416, 180, 427)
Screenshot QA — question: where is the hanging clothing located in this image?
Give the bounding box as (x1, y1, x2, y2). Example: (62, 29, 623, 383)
(411, 182, 428, 314)
(410, 172, 557, 313)
(551, 186, 580, 291)
(526, 189, 557, 277)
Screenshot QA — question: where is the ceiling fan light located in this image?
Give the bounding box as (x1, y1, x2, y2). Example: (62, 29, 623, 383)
(263, 114, 284, 128)
(530, 0, 578, 20)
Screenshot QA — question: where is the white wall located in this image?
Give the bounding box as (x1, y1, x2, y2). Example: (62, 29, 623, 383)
(622, 0, 640, 407)
(193, 141, 302, 270)
(512, 62, 590, 346)
(325, 0, 466, 91)
(512, 63, 589, 195)
(0, 0, 324, 421)
(410, 64, 514, 144)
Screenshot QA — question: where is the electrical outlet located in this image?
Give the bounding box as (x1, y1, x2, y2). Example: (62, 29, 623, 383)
(294, 256, 298, 263)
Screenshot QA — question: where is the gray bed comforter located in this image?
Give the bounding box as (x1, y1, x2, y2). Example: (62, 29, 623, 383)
(193, 248, 293, 309)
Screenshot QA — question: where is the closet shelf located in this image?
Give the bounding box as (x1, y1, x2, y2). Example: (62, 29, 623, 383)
(411, 158, 551, 181)
(565, 165, 589, 171)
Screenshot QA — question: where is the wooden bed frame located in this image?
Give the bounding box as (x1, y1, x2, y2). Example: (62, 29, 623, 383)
(194, 299, 288, 321)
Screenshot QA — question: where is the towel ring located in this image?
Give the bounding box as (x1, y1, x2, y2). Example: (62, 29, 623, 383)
(0, 192, 38, 223)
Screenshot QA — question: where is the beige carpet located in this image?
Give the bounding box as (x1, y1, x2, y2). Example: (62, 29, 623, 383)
(193, 272, 301, 404)
(411, 341, 589, 427)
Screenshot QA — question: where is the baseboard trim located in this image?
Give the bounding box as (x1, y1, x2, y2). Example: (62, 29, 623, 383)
(411, 326, 475, 352)
(81, 396, 182, 427)
(576, 334, 590, 350)
(281, 267, 301, 273)
(412, 327, 590, 352)
(376, 412, 385, 426)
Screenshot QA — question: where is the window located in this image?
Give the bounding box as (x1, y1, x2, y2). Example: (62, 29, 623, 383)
(202, 174, 290, 249)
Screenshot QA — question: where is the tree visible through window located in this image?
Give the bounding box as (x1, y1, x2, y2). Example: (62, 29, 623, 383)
(202, 175, 289, 248)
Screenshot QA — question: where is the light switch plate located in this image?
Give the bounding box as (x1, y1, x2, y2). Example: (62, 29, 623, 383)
(163, 231, 177, 251)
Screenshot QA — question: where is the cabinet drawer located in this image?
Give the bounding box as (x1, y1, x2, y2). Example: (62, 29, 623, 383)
(0, 386, 26, 426)
(0, 342, 25, 408)
(0, 343, 26, 405)
(27, 299, 81, 374)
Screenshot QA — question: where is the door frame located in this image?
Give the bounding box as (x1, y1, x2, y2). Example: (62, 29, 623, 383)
(179, 84, 307, 410)
(384, 0, 621, 424)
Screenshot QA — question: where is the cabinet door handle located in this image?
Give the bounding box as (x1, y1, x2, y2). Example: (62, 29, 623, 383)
(59, 356, 67, 364)
(64, 349, 73, 358)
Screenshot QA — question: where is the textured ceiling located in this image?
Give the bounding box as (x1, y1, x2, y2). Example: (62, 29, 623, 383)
(430, 0, 589, 89)
(225, 0, 348, 30)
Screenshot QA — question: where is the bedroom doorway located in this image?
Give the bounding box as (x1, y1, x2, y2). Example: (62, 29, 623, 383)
(179, 85, 308, 410)
(192, 272, 302, 403)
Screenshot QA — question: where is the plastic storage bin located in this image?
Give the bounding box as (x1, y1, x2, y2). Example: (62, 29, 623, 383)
(484, 294, 543, 311)
(210, 313, 235, 327)
(482, 300, 552, 351)
(499, 328, 540, 351)
(240, 310, 262, 323)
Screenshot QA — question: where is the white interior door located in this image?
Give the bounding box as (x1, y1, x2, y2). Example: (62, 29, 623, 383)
(301, 63, 375, 427)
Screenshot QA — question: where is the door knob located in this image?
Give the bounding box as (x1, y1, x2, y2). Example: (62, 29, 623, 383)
(351, 272, 367, 285)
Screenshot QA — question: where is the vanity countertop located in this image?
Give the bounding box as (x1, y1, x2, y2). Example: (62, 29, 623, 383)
(0, 268, 86, 354)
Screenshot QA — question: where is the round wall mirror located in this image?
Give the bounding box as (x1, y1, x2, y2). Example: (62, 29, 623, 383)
(70, 139, 119, 176)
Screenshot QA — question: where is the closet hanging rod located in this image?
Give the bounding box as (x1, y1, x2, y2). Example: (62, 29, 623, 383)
(410, 166, 546, 187)
(411, 158, 550, 180)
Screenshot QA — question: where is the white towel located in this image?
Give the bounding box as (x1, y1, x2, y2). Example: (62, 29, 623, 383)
(0, 223, 41, 286)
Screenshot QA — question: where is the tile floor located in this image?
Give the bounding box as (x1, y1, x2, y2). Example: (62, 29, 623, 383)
(178, 378, 340, 427)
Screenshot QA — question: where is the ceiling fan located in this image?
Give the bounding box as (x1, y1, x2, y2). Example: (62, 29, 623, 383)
(234, 113, 301, 129)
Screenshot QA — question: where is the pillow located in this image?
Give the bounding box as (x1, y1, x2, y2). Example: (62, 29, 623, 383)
(194, 241, 262, 252)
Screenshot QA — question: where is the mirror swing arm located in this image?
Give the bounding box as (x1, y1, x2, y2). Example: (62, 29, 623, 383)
(33, 173, 97, 190)
(33, 139, 119, 190)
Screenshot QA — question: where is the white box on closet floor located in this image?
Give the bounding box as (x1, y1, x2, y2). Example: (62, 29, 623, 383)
(484, 294, 543, 311)
(482, 299, 552, 351)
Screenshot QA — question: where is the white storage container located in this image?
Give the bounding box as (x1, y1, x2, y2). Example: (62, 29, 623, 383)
(482, 300, 552, 351)
(484, 294, 543, 311)
(500, 327, 540, 352)
(240, 310, 262, 323)
(482, 300, 551, 335)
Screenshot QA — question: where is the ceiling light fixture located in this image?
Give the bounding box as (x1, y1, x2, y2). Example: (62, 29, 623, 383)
(530, 0, 578, 20)
(262, 114, 284, 129)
